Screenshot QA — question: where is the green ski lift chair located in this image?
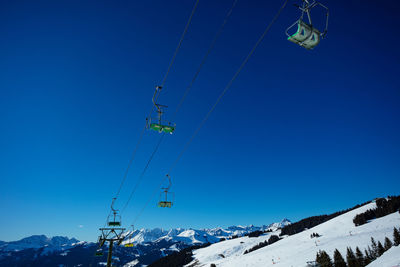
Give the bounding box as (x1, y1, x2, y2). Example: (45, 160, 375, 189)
(287, 20, 321, 49)
(286, 0, 329, 50)
(147, 86, 176, 134)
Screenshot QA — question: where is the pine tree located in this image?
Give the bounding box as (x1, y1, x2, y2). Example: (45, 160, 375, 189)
(333, 249, 347, 267)
(364, 249, 372, 265)
(346, 247, 357, 267)
(370, 237, 379, 258)
(384, 237, 393, 251)
(367, 245, 376, 261)
(377, 241, 385, 256)
(394, 227, 400, 246)
(355, 247, 364, 266)
(316, 250, 333, 267)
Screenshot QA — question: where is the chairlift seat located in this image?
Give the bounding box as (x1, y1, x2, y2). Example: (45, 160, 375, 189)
(158, 201, 172, 208)
(288, 20, 321, 50)
(108, 221, 121, 226)
(149, 123, 175, 134)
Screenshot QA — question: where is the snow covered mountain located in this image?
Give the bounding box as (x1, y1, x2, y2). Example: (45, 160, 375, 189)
(122, 219, 291, 246)
(184, 202, 400, 267)
(0, 220, 291, 266)
(2, 200, 399, 267)
(0, 235, 80, 252)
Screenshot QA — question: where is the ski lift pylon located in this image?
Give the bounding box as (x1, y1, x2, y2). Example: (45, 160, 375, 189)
(158, 174, 174, 208)
(286, 0, 329, 49)
(147, 86, 176, 134)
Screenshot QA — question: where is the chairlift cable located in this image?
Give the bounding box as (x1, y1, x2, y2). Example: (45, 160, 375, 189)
(120, 0, 239, 214)
(120, 133, 166, 214)
(131, 0, 289, 224)
(114, 124, 147, 200)
(167, 0, 289, 175)
(144, 0, 240, 210)
(106, 0, 200, 210)
(160, 0, 200, 88)
(172, 0, 239, 119)
(145, 0, 201, 133)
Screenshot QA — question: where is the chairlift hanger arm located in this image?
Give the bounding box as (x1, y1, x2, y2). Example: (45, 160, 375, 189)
(162, 174, 172, 191)
(110, 198, 118, 213)
(302, 0, 329, 36)
(152, 86, 163, 113)
(314, 2, 329, 36)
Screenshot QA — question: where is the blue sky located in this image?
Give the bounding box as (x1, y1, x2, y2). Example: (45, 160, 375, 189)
(0, 0, 399, 242)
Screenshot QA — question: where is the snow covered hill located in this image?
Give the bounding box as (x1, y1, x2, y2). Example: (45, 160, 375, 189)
(366, 245, 400, 267)
(186, 202, 400, 267)
(0, 235, 80, 252)
(122, 219, 291, 247)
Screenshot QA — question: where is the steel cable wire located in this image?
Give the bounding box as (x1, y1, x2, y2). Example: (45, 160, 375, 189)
(131, 0, 289, 225)
(121, 0, 238, 216)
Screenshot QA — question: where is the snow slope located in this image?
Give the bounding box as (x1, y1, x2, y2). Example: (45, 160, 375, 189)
(188, 202, 400, 267)
(366, 245, 400, 267)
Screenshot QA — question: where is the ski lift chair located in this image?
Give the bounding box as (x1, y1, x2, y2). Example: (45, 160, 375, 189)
(95, 251, 103, 256)
(147, 86, 176, 134)
(157, 174, 174, 208)
(158, 191, 174, 208)
(287, 20, 321, 49)
(286, 0, 329, 50)
(95, 248, 103, 257)
(107, 212, 121, 227)
(148, 118, 176, 134)
(107, 198, 122, 227)
(158, 200, 173, 208)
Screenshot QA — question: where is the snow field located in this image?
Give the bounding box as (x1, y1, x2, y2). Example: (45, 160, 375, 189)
(189, 202, 400, 267)
(366, 245, 400, 267)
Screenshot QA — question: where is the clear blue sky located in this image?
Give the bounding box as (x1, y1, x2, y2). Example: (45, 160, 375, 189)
(0, 0, 399, 242)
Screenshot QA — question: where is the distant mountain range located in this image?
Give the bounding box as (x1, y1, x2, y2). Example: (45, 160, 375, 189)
(122, 219, 291, 246)
(0, 220, 290, 266)
(0, 235, 80, 253)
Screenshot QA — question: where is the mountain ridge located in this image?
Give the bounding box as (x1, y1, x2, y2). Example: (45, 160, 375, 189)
(0, 235, 80, 252)
(122, 218, 292, 246)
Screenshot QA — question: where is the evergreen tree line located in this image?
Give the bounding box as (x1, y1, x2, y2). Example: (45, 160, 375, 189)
(247, 230, 264, 238)
(148, 243, 211, 267)
(243, 235, 281, 255)
(244, 229, 272, 238)
(311, 232, 321, 238)
(353, 196, 400, 226)
(280, 201, 370, 236)
(315, 227, 400, 267)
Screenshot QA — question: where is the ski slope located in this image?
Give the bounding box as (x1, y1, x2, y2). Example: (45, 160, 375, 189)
(366, 245, 400, 267)
(187, 202, 400, 267)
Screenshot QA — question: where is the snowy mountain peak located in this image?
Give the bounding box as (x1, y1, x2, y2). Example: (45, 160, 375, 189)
(123, 221, 291, 246)
(266, 218, 292, 231)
